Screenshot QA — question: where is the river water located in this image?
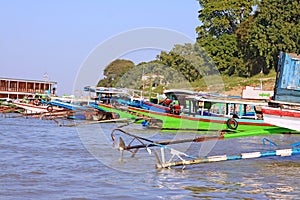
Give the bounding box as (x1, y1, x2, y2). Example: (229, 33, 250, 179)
(1, 116, 299, 199)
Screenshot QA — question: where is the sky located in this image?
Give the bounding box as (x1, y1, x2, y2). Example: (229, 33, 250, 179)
(0, 0, 200, 96)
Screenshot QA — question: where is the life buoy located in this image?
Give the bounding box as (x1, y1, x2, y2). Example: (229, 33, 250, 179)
(226, 118, 238, 130)
(47, 105, 53, 112)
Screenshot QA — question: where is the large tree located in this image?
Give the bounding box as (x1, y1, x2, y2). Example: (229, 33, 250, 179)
(97, 59, 135, 87)
(157, 46, 200, 82)
(157, 43, 218, 82)
(244, 0, 300, 72)
(197, 0, 255, 36)
(196, 0, 257, 76)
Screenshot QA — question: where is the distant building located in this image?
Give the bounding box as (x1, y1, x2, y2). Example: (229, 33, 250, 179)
(0, 77, 57, 99)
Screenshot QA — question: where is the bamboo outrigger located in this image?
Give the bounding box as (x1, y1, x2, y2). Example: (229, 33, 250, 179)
(153, 144, 300, 169)
(111, 128, 300, 169)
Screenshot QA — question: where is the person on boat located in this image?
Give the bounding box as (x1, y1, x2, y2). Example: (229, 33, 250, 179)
(169, 101, 181, 115)
(159, 98, 172, 106)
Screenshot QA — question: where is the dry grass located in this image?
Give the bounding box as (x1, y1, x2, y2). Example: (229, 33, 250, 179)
(192, 71, 277, 96)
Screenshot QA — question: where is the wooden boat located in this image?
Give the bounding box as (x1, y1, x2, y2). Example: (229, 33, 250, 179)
(86, 87, 297, 135)
(13, 100, 64, 114)
(128, 106, 297, 136)
(48, 99, 121, 121)
(85, 87, 143, 120)
(126, 89, 299, 136)
(261, 52, 300, 131)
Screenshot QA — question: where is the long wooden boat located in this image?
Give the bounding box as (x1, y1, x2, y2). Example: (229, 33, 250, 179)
(85, 85, 299, 136)
(127, 105, 297, 137)
(85, 87, 143, 120)
(94, 99, 298, 137)
(90, 87, 298, 136)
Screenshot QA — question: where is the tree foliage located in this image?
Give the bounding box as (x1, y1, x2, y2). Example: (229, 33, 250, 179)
(244, 0, 300, 72)
(196, 0, 300, 76)
(157, 43, 221, 82)
(157, 45, 202, 82)
(196, 0, 256, 76)
(97, 59, 135, 87)
(115, 60, 191, 90)
(197, 0, 255, 37)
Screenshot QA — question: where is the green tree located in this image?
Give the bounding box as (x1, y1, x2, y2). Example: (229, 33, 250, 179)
(197, 0, 255, 36)
(245, 0, 300, 72)
(157, 50, 198, 82)
(196, 0, 257, 76)
(157, 43, 218, 82)
(97, 59, 135, 87)
(236, 15, 267, 75)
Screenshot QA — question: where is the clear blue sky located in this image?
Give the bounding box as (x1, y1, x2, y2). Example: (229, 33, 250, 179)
(0, 0, 200, 95)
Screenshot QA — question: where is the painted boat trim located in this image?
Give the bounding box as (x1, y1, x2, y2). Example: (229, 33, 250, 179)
(262, 106, 300, 118)
(129, 106, 272, 127)
(262, 106, 300, 131)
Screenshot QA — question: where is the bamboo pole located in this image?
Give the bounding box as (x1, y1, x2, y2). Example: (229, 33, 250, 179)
(156, 147, 300, 169)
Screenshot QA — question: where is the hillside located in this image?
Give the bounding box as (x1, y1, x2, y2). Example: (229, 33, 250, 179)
(99, 59, 278, 97)
(194, 71, 277, 96)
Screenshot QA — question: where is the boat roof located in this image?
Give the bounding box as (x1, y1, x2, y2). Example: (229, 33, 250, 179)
(84, 86, 129, 94)
(164, 89, 197, 95)
(185, 95, 268, 106)
(163, 89, 229, 99)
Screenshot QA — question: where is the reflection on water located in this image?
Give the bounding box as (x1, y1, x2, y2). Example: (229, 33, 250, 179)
(0, 117, 299, 199)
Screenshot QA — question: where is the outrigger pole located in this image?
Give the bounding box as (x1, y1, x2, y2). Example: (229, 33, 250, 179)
(151, 139, 300, 169)
(111, 128, 225, 150)
(111, 128, 300, 169)
(153, 144, 300, 169)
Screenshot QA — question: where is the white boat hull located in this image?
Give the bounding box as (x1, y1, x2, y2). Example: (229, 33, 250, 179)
(262, 106, 300, 131)
(13, 102, 62, 114)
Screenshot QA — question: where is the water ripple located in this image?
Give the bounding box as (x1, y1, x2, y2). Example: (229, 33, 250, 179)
(0, 117, 299, 199)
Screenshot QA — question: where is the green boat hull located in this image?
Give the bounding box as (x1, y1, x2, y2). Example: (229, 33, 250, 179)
(128, 107, 299, 137)
(96, 103, 298, 137)
(96, 103, 139, 120)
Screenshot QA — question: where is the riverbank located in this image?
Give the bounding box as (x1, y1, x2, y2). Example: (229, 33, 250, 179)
(148, 71, 277, 97)
(194, 71, 277, 97)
